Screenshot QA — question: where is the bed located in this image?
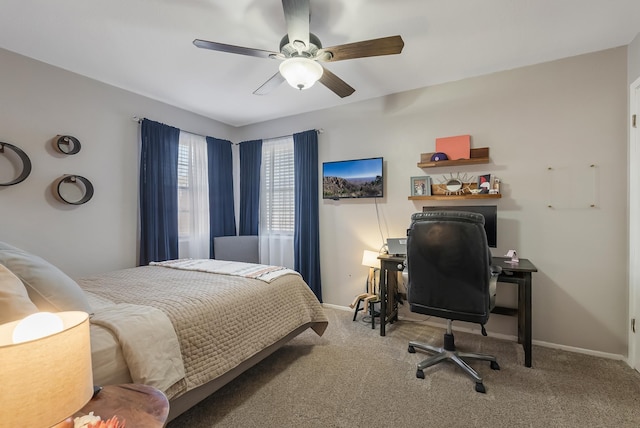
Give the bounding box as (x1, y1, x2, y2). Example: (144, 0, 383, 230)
(0, 242, 328, 421)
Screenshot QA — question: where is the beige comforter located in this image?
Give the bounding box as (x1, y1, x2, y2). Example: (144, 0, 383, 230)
(78, 265, 328, 400)
(90, 303, 185, 392)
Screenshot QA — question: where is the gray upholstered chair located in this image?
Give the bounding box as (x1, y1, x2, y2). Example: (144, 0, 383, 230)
(406, 211, 501, 393)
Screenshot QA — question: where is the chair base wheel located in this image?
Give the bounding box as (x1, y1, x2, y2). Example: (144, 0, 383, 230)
(408, 331, 498, 391)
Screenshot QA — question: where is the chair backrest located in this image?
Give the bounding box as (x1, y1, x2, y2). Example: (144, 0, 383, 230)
(406, 211, 492, 325)
(213, 235, 259, 263)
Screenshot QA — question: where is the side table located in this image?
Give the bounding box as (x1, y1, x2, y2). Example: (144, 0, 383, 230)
(75, 384, 169, 427)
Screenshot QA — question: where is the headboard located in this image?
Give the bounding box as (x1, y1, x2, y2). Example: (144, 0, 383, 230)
(213, 236, 259, 263)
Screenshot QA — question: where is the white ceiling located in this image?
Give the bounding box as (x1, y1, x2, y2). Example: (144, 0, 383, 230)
(1, 0, 639, 127)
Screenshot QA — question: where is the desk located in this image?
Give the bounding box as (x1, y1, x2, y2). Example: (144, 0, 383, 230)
(492, 257, 538, 368)
(378, 254, 537, 368)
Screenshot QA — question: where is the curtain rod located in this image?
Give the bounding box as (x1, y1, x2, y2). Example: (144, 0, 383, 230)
(132, 116, 323, 145)
(243, 128, 324, 144)
(132, 116, 212, 141)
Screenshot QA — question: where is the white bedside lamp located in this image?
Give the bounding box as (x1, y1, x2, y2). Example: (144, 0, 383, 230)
(361, 250, 381, 295)
(0, 311, 93, 427)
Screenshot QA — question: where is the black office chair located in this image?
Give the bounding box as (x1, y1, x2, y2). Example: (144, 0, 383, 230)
(406, 211, 501, 393)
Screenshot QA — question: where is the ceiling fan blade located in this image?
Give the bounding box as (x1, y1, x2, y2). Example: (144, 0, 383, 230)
(282, 0, 310, 50)
(319, 67, 355, 98)
(253, 72, 286, 95)
(193, 39, 280, 59)
(317, 35, 404, 62)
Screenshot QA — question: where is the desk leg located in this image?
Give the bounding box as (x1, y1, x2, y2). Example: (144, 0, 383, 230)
(500, 272, 534, 368)
(523, 273, 532, 368)
(380, 266, 387, 336)
(518, 281, 525, 345)
(516, 275, 533, 368)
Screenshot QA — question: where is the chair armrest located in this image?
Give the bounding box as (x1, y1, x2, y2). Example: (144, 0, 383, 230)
(489, 265, 501, 310)
(490, 265, 502, 277)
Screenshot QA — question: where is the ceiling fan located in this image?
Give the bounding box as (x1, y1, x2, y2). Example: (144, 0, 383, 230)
(193, 0, 404, 98)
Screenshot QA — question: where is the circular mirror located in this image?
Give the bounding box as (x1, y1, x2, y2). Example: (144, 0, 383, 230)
(54, 175, 94, 205)
(445, 179, 463, 192)
(55, 135, 81, 155)
(0, 142, 32, 186)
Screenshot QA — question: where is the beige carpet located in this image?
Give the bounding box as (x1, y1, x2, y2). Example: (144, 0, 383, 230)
(167, 307, 640, 428)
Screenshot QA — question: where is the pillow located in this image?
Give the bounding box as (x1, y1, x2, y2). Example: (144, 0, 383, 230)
(0, 241, 92, 314)
(0, 264, 39, 324)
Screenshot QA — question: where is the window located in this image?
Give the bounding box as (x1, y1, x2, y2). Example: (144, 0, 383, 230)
(259, 136, 295, 267)
(261, 137, 295, 233)
(177, 132, 210, 259)
(177, 143, 191, 238)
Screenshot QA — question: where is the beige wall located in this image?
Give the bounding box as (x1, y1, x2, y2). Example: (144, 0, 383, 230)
(238, 47, 629, 356)
(0, 48, 233, 276)
(0, 45, 630, 356)
(629, 32, 640, 84)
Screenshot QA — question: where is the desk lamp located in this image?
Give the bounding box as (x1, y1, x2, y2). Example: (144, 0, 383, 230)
(361, 250, 381, 295)
(0, 311, 93, 428)
(359, 250, 382, 312)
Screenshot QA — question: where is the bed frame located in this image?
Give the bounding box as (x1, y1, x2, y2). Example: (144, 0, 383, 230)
(167, 322, 314, 420)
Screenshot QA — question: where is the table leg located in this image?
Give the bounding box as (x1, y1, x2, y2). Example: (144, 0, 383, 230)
(380, 265, 387, 336)
(371, 301, 376, 329)
(523, 273, 532, 368)
(518, 281, 525, 344)
(502, 272, 533, 368)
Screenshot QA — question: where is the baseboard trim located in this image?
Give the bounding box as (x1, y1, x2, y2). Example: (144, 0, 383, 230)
(531, 339, 624, 361)
(322, 303, 625, 362)
(322, 303, 352, 312)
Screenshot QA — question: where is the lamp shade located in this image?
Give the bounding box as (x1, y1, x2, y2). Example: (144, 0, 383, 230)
(0, 311, 93, 427)
(362, 250, 381, 269)
(279, 57, 323, 90)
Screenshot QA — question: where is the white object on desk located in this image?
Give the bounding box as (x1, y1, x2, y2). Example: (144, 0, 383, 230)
(504, 249, 519, 264)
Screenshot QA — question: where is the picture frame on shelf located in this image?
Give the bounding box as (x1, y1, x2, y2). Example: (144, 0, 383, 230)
(411, 176, 431, 196)
(478, 174, 492, 194)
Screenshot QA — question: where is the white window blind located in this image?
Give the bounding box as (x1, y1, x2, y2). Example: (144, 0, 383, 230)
(177, 143, 190, 238)
(259, 136, 295, 268)
(261, 137, 295, 233)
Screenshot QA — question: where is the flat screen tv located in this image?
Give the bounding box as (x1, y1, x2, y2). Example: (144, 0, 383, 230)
(422, 205, 497, 248)
(322, 157, 383, 199)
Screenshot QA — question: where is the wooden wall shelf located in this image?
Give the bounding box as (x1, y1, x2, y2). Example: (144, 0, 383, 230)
(408, 193, 502, 201)
(418, 147, 490, 168)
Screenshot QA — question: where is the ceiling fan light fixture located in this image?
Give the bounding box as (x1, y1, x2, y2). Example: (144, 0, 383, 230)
(279, 57, 323, 90)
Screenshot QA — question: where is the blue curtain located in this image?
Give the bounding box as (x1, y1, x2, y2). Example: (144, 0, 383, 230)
(239, 139, 262, 236)
(139, 119, 180, 265)
(293, 130, 322, 301)
(206, 137, 237, 258)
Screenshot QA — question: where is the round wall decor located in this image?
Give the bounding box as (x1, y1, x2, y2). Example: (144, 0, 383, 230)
(0, 142, 32, 186)
(54, 174, 94, 205)
(55, 135, 81, 155)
